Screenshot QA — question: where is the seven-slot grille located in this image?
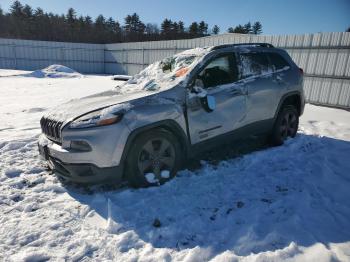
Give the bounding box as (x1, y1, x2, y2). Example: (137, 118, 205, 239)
(40, 117, 63, 144)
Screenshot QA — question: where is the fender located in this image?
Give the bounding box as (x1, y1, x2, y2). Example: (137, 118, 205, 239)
(119, 119, 190, 169)
(274, 91, 304, 120)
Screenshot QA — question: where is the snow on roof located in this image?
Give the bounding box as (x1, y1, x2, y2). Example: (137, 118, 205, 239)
(176, 47, 211, 57)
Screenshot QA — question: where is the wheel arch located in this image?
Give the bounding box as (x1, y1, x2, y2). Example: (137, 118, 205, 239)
(119, 120, 189, 178)
(274, 91, 303, 119)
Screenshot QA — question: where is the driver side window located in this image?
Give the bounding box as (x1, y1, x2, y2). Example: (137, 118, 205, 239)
(197, 54, 238, 89)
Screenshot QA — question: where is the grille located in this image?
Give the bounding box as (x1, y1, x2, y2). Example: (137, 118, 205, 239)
(40, 117, 63, 144)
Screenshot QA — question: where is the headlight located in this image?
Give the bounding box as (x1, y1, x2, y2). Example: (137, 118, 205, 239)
(69, 104, 132, 129)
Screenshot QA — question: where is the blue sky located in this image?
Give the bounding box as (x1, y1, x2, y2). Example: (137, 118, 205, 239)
(1, 0, 349, 34)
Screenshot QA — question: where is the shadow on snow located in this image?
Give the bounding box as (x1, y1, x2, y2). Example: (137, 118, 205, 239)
(65, 133, 350, 257)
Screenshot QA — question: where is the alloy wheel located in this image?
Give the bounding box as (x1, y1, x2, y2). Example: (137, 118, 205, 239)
(137, 138, 176, 180)
(280, 112, 298, 140)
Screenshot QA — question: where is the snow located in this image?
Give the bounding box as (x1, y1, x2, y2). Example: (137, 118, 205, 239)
(145, 170, 171, 182)
(1, 68, 350, 261)
(22, 64, 83, 78)
(114, 47, 208, 95)
(161, 170, 170, 179)
(145, 173, 159, 184)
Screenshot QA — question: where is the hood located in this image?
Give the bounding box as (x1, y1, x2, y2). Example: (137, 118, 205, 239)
(44, 89, 155, 122)
(44, 47, 210, 123)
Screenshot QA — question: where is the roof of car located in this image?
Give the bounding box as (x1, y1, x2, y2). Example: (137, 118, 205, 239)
(211, 43, 275, 50)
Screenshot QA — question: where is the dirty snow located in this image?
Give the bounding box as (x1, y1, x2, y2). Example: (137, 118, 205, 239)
(1, 69, 350, 261)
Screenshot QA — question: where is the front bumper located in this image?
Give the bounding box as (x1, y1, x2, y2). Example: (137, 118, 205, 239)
(48, 156, 124, 184)
(38, 135, 124, 184)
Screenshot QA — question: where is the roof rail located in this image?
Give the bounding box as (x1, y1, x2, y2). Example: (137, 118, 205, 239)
(211, 43, 274, 50)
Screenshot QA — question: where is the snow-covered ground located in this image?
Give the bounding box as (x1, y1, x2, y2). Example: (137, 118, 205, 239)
(0, 69, 350, 262)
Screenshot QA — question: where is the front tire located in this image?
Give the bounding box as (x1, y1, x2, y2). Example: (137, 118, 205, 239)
(126, 129, 182, 188)
(271, 105, 299, 146)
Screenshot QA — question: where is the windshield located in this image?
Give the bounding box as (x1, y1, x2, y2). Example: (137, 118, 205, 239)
(114, 47, 209, 94)
(160, 55, 196, 73)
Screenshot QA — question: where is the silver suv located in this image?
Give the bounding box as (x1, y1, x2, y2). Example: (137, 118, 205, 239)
(38, 43, 305, 187)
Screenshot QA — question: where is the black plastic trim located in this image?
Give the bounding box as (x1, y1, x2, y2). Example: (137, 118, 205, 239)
(49, 157, 124, 184)
(274, 91, 304, 119)
(188, 118, 274, 157)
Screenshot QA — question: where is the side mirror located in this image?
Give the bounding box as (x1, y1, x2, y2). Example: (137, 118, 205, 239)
(201, 95, 216, 112)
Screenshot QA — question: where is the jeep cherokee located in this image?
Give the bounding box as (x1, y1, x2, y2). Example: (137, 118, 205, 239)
(38, 43, 305, 187)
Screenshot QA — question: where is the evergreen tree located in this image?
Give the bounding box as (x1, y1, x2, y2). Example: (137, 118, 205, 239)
(114, 21, 122, 35)
(189, 22, 199, 36)
(21, 4, 34, 38)
(252, 21, 262, 34)
(228, 24, 246, 34)
(85, 15, 93, 26)
(243, 22, 252, 34)
(22, 4, 33, 18)
(106, 17, 116, 33)
(0, 1, 263, 43)
(235, 25, 245, 33)
(10, 1, 24, 17)
(161, 18, 172, 36)
(95, 15, 106, 29)
(0, 6, 4, 37)
(65, 8, 77, 41)
(172, 22, 179, 33)
(178, 21, 185, 34)
(66, 8, 76, 25)
(123, 13, 145, 41)
(198, 21, 208, 36)
(212, 25, 220, 35)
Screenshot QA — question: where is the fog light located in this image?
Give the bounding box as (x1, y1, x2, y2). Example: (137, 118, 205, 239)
(70, 140, 92, 152)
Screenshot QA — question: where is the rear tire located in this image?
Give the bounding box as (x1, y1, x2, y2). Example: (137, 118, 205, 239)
(125, 129, 182, 188)
(270, 105, 299, 146)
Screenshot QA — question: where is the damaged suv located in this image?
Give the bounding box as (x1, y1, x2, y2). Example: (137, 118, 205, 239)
(38, 43, 305, 187)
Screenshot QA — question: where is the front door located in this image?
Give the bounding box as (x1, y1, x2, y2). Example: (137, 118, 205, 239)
(186, 53, 247, 145)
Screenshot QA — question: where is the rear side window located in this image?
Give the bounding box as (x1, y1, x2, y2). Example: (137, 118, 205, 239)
(267, 52, 290, 70)
(239, 53, 273, 79)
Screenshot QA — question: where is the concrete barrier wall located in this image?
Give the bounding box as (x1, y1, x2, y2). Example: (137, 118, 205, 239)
(0, 38, 105, 74)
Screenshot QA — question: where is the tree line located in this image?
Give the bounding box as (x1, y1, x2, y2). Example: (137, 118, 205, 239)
(0, 1, 263, 44)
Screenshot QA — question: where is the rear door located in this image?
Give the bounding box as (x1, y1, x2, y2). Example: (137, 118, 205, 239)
(237, 51, 281, 124)
(186, 52, 248, 144)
